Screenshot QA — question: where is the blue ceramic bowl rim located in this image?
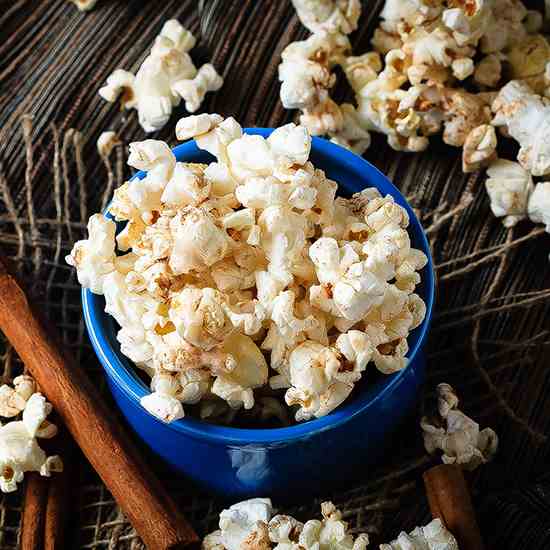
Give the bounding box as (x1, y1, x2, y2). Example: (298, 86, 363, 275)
(82, 128, 435, 445)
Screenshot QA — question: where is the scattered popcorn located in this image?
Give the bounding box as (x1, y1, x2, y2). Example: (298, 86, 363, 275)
(99, 19, 223, 132)
(280, 0, 550, 250)
(0, 377, 62, 493)
(97, 131, 121, 158)
(68, 118, 427, 424)
(485, 158, 534, 227)
(380, 519, 458, 550)
(421, 383, 498, 471)
(203, 499, 370, 550)
(205, 499, 459, 550)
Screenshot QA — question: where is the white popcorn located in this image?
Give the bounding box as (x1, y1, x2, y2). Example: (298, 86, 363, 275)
(527, 181, 550, 232)
(161, 163, 211, 206)
(421, 383, 498, 470)
(380, 519, 458, 550)
(492, 80, 550, 176)
(140, 391, 185, 423)
(279, 32, 350, 111)
(187, 116, 243, 165)
(171, 64, 224, 113)
(462, 124, 497, 173)
(204, 498, 273, 550)
(485, 158, 534, 227)
(284, 341, 354, 421)
(309, 237, 386, 321)
(212, 334, 268, 409)
(169, 207, 230, 275)
(335, 330, 373, 372)
(291, 0, 362, 34)
(204, 501, 370, 550)
(205, 501, 460, 550)
(342, 53, 382, 92)
(0, 385, 28, 419)
(0, 384, 62, 493)
(175, 113, 224, 141)
(66, 214, 116, 294)
(329, 104, 371, 154)
(69, 117, 426, 424)
(99, 19, 222, 132)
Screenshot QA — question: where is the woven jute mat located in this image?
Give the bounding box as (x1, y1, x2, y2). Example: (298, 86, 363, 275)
(1, 0, 549, 548)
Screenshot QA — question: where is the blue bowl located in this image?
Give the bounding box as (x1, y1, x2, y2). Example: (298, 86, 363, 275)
(82, 128, 435, 500)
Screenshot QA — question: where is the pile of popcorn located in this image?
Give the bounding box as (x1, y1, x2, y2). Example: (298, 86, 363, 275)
(99, 19, 223, 133)
(0, 376, 62, 493)
(202, 497, 458, 550)
(280, 0, 550, 239)
(67, 116, 428, 425)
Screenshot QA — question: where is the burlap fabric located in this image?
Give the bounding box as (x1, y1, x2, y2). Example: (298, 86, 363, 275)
(1, 0, 549, 548)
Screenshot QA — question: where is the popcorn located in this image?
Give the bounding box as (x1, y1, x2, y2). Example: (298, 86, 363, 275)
(171, 64, 224, 113)
(291, 0, 362, 35)
(279, 32, 350, 111)
(278, 0, 550, 258)
(69, 118, 427, 424)
(175, 113, 224, 141)
(527, 181, 550, 232)
(492, 80, 550, 176)
(0, 379, 62, 493)
(485, 158, 533, 227)
(421, 383, 498, 470)
(169, 207, 230, 275)
(380, 519, 459, 550)
(462, 124, 497, 173)
(99, 19, 223, 132)
(203, 498, 273, 550)
(204, 500, 370, 550)
(284, 341, 353, 421)
(309, 237, 386, 321)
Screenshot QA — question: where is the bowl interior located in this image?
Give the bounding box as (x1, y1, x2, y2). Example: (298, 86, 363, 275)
(82, 128, 435, 443)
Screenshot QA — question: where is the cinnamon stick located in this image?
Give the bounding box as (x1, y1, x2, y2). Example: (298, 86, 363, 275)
(423, 464, 485, 550)
(0, 258, 199, 550)
(21, 473, 48, 550)
(44, 428, 73, 550)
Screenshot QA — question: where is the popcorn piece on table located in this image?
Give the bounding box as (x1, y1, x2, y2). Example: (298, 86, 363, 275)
(492, 80, 550, 176)
(485, 158, 534, 227)
(99, 19, 223, 132)
(0, 377, 62, 493)
(379, 518, 458, 550)
(421, 383, 498, 471)
(67, 116, 427, 424)
(203, 499, 370, 550)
